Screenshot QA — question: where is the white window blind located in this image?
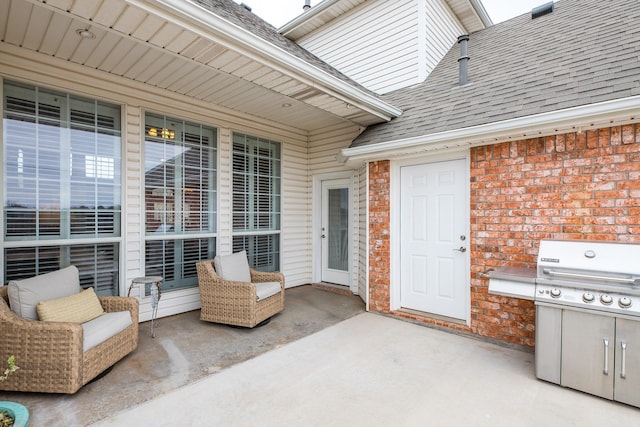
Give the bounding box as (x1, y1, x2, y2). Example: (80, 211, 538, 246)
(232, 133, 281, 271)
(2, 81, 121, 295)
(144, 113, 217, 291)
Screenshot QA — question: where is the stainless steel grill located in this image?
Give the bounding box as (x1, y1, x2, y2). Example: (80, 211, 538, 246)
(534, 239, 640, 408)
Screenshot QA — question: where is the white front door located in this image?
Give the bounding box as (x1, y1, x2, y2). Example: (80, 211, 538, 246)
(400, 159, 468, 319)
(321, 178, 350, 285)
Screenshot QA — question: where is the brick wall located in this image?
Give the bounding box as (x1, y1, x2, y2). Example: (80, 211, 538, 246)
(368, 123, 640, 348)
(368, 160, 391, 312)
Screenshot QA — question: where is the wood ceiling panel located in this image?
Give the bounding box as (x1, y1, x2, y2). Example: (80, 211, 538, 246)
(92, 1, 127, 28)
(21, 5, 52, 51)
(4, 0, 31, 45)
(38, 13, 72, 56)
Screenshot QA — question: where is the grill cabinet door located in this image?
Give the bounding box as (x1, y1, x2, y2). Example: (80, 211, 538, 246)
(614, 318, 640, 407)
(561, 309, 615, 399)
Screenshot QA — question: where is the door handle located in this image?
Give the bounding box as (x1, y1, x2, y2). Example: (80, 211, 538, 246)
(621, 341, 627, 379)
(453, 247, 466, 253)
(603, 338, 609, 375)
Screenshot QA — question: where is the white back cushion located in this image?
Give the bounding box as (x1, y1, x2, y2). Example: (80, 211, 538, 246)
(213, 251, 251, 282)
(8, 265, 80, 320)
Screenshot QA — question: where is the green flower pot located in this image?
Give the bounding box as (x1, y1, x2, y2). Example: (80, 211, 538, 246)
(0, 401, 29, 427)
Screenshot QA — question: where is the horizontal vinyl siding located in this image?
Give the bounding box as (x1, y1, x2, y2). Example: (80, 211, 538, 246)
(425, 0, 465, 74)
(0, 48, 313, 319)
(309, 122, 361, 291)
(299, 0, 419, 94)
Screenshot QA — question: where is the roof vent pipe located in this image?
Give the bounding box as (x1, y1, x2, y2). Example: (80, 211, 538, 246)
(240, 3, 252, 12)
(531, 1, 554, 19)
(303, 0, 311, 11)
(457, 34, 470, 86)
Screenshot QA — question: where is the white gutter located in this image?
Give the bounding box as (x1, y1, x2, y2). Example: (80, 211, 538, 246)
(469, 0, 493, 28)
(128, 0, 401, 121)
(279, 0, 343, 35)
(338, 95, 640, 166)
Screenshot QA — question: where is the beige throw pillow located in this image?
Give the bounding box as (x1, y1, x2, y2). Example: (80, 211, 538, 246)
(37, 288, 105, 323)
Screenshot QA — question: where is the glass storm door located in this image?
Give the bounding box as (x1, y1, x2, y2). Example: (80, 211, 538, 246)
(321, 179, 350, 286)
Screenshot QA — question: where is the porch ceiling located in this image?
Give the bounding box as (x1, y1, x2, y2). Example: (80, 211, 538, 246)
(0, 0, 395, 132)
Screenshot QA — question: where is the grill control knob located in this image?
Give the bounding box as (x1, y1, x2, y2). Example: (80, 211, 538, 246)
(619, 297, 632, 308)
(582, 292, 595, 303)
(550, 288, 561, 298)
(600, 294, 613, 305)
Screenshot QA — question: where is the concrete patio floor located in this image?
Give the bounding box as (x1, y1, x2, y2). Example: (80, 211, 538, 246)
(1, 284, 365, 426)
(93, 311, 640, 427)
(4, 284, 639, 426)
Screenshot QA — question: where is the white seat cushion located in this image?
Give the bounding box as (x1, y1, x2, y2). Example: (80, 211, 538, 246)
(213, 250, 251, 282)
(7, 265, 81, 320)
(255, 281, 282, 302)
(82, 311, 132, 352)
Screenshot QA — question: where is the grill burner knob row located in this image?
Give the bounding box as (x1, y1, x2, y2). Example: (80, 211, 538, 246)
(582, 292, 595, 303)
(619, 297, 632, 308)
(550, 288, 561, 298)
(600, 294, 613, 305)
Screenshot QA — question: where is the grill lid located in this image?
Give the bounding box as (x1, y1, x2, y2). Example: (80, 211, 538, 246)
(537, 240, 640, 285)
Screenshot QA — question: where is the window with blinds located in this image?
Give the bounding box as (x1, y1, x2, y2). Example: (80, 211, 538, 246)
(2, 81, 121, 295)
(232, 133, 281, 271)
(144, 113, 217, 291)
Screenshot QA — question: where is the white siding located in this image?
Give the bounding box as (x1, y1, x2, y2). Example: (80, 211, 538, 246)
(296, 0, 466, 94)
(425, 0, 466, 74)
(298, 0, 420, 94)
(309, 122, 362, 292)
(0, 47, 313, 319)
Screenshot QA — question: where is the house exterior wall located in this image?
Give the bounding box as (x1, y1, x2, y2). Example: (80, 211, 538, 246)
(367, 123, 640, 347)
(0, 48, 315, 321)
(309, 123, 363, 291)
(296, 0, 465, 94)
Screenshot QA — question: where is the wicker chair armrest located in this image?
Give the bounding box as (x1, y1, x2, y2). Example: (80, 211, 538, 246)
(0, 296, 83, 358)
(98, 295, 140, 325)
(250, 269, 285, 288)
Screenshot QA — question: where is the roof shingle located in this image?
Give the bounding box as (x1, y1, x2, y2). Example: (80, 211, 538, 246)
(352, 0, 640, 147)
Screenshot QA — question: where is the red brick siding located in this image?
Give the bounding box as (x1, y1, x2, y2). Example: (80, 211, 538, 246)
(368, 160, 391, 312)
(368, 123, 640, 348)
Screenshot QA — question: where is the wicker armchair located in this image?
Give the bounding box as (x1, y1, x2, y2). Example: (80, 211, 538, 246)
(196, 257, 285, 328)
(0, 284, 139, 394)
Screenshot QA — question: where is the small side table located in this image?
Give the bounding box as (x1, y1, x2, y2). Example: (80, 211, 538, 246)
(128, 276, 163, 338)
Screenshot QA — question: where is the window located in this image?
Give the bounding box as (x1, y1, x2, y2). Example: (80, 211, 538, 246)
(2, 81, 121, 294)
(144, 113, 217, 292)
(232, 133, 281, 271)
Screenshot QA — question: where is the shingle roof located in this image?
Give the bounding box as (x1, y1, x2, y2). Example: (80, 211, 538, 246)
(190, 0, 381, 98)
(352, 0, 640, 148)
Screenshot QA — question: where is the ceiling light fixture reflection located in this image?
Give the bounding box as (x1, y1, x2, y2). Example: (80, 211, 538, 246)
(76, 28, 96, 39)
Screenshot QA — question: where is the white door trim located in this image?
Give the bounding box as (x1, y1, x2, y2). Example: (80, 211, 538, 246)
(312, 171, 356, 290)
(390, 150, 471, 324)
